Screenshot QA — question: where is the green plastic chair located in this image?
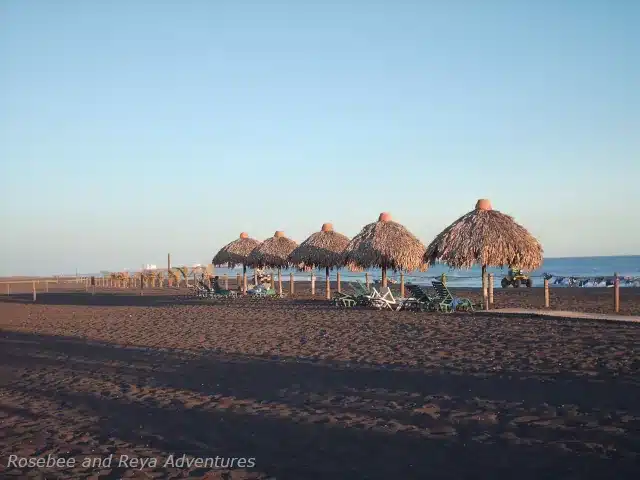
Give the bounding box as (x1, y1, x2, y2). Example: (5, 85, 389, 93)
(431, 280, 473, 312)
(405, 284, 437, 311)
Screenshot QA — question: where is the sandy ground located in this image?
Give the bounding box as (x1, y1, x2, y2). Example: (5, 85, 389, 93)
(0, 287, 639, 479)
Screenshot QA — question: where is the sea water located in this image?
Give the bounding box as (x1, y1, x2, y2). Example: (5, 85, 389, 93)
(213, 255, 640, 288)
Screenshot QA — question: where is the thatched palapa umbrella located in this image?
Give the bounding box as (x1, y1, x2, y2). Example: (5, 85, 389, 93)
(246, 231, 298, 295)
(289, 222, 350, 299)
(424, 198, 543, 308)
(343, 212, 427, 287)
(212, 232, 261, 293)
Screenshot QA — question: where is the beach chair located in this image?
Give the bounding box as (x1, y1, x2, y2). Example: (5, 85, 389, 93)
(404, 284, 437, 311)
(354, 280, 370, 295)
(332, 292, 356, 307)
(265, 288, 285, 298)
(199, 281, 214, 298)
(352, 280, 380, 306)
(332, 281, 370, 307)
(248, 285, 266, 299)
(189, 281, 208, 298)
(250, 285, 283, 299)
(431, 280, 473, 312)
(333, 294, 358, 308)
(363, 286, 380, 302)
(332, 282, 355, 305)
(371, 287, 398, 310)
(211, 283, 238, 299)
(332, 284, 374, 307)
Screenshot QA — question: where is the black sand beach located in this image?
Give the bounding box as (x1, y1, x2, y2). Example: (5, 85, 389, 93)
(1, 287, 639, 479)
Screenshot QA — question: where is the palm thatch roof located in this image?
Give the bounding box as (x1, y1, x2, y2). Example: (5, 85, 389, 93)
(343, 213, 428, 271)
(212, 232, 261, 267)
(246, 231, 298, 269)
(424, 199, 543, 269)
(289, 223, 350, 269)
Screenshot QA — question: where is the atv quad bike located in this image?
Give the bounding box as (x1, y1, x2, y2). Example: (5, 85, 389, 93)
(501, 268, 533, 288)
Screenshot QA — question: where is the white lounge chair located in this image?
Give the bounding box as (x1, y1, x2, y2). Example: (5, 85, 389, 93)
(190, 282, 207, 298)
(371, 286, 398, 310)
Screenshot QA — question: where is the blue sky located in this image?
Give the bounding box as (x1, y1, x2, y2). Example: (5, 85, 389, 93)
(1, 0, 638, 275)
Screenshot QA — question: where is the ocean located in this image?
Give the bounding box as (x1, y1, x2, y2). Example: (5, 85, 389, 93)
(212, 255, 640, 288)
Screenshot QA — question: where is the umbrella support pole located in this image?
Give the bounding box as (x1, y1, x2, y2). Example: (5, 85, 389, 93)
(488, 273, 494, 306)
(482, 265, 488, 310)
(243, 265, 247, 294)
(326, 267, 330, 300)
(544, 278, 550, 307)
(614, 272, 619, 313)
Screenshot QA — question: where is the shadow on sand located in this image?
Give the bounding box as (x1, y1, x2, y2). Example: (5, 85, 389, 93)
(1, 330, 638, 479)
(0, 291, 202, 307)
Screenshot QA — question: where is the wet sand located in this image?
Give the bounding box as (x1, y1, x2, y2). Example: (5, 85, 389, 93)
(0, 289, 639, 479)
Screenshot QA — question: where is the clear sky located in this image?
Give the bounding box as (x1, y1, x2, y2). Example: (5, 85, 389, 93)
(1, 0, 638, 275)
